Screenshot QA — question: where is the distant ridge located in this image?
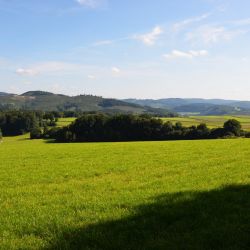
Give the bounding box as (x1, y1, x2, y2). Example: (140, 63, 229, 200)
(124, 98, 250, 115)
(21, 91, 56, 97)
(0, 92, 12, 97)
(0, 90, 174, 116)
(2, 91, 250, 115)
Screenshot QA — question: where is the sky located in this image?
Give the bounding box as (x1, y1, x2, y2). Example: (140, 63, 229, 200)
(1, 0, 250, 100)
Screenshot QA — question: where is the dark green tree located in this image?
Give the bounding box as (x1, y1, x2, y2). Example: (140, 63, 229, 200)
(30, 127, 43, 139)
(223, 119, 241, 136)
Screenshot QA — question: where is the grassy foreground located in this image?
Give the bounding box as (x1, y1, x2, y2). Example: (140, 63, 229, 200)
(0, 135, 250, 249)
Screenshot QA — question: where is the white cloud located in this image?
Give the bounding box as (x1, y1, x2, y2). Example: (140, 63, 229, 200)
(16, 68, 39, 76)
(88, 74, 96, 79)
(230, 18, 250, 26)
(186, 25, 247, 45)
(164, 50, 208, 59)
(173, 13, 211, 32)
(93, 40, 113, 46)
(16, 61, 83, 77)
(111, 67, 121, 74)
(135, 26, 163, 46)
(76, 0, 101, 8)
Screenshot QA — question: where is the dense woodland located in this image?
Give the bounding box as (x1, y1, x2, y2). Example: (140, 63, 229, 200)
(0, 111, 248, 142)
(0, 110, 103, 136)
(48, 114, 245, 142)
(0, 111, 58, 136)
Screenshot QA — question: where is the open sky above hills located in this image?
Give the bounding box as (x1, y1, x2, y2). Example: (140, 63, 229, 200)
(1, 0, 250, 99)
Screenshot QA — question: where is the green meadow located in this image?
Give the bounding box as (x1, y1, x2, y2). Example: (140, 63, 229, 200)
(0, 135, 250, 249)
(56, 118, 76, 127)
(162, 115, 250, 130)
(56, 115, 250, 131)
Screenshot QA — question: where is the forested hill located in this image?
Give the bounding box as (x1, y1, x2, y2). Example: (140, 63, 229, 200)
(124, 98, 250, 115)
(0, 92, 12, 96)
(0, 91, 174, 116)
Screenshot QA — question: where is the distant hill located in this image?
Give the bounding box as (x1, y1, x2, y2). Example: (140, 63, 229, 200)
(124, 98, 250, 115)
(0, 92, 12, 97)
(0, 91, 174, 116)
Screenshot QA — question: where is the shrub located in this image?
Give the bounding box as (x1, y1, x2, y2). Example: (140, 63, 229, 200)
(223, 119, 241, 136)
(30, 127, 43, 139)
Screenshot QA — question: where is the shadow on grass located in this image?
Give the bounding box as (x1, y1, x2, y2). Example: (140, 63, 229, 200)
(46, 185, 250, 250)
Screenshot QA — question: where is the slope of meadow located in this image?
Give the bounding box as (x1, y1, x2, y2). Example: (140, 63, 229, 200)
(162, 115, 250, 130)
(0, 135, 250, 249)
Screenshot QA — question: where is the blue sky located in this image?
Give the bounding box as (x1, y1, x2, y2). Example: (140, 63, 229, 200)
(1, 0, 250, 99)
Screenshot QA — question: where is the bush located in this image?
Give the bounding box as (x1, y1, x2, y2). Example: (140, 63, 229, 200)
(43, 127, 61, 139)
(30, 127, 43, 139)
(0, 128, 2, 140)
(223, 119, 241, 136)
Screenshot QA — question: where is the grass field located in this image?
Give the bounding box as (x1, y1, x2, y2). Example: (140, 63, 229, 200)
(0, 135, 250, 249)
(56, 116, 250, 131)
(162, 115, 250, 130)
(56, 118, 76, 127)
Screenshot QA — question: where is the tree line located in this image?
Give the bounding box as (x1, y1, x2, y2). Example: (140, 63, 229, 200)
(0, 110, 100, 136)
(44, 114, 246, 142)
(0, 111, 60, 136)
(1, 111, 249, 142)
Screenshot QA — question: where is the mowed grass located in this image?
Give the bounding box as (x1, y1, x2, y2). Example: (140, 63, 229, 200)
(57, 115, 250, 130)
(56, 118, 76, 127)
(0, 136, 250, 249)
(162, 115, 250, 130)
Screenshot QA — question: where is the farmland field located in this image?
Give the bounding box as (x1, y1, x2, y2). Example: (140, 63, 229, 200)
(56, 116, 250, 131)
(0, 135, 250, 249)
(162, 115, 250, 130)
(56, 118, 76, 127)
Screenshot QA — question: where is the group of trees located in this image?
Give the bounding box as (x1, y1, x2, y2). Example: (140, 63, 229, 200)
(0, 111, 60, 136)
(0, 110, 102, 138)
(47, 114, 244, 143)
(0, 111, 246, 142)
(0, 111, 39, 136)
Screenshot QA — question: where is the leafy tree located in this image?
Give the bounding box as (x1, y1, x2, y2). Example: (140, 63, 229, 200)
(0, 111, 38, 136)
(44, 115, 244, 142)
(0, 128, 2, 140)
(30, 127, 43, 139)
(223, 119, 241, 136)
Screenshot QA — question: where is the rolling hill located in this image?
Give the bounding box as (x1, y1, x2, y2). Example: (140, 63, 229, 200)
(0, 92, 12, 96)
(124, 98, 250, 115)
(0, 91, 174, 116)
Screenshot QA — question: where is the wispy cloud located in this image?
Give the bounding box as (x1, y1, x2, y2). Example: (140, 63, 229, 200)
(16, 61, 84, 76)
(88, 74, 96, 79)
(75, 0, 104, 9)
(164, 50, 208, 59)
(93, 40, 114, 46)
(186, 25, 248, 45)
(93, 26, 164, 47)
(76, 0, 101, 8)
(134, 26, 163, 46)
(93, 37, 126, 46)
(16, 68, 39, 76)
(230, 18, 250, 26)
(111, 67, 121, 74)
(173, 13, 211, 32)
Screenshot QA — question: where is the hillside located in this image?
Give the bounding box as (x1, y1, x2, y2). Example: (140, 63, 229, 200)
(0, 91, 174, 116)
(125, 98, 250, 115)
(0, 92, 12, 96)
